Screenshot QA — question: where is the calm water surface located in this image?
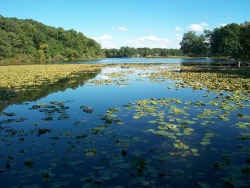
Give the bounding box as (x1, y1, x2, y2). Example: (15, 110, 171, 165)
(68, 57, 231, 64)
(0, 64, 249, 187)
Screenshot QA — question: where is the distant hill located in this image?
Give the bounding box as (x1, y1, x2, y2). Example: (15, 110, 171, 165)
(0, 15, 104, 64)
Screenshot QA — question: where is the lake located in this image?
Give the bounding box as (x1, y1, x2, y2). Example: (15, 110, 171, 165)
(67, 57, 232, 64)
(0, 62, 249, 187)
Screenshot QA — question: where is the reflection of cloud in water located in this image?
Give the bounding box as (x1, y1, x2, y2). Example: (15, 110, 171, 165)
(96, 66, 158, 81)
(99, 75, 109, 79)
(102, 67, 121, 74)
(158, 65, 181, 72)
(97, 67, 121, 80)
(118, 84, 128, 88)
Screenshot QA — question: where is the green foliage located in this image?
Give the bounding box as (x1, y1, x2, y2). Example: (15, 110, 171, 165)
(210, 23, 242, 57)
(104, 47, 182, 58)
(0, 16, 104, 64)
(180, 22, 250, 59)
(180, 31, 208, 56)
(239, 22, 250, 59)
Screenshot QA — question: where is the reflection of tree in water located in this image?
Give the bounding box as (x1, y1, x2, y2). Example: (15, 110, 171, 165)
(0, 70, 100, 112)
(180, 62, 250, 79)
(131, 156, 147, 177)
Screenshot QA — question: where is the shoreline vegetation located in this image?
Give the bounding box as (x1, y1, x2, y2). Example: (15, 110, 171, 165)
(1, 16, 249, 66)
(0, 15, 104, 65)
(1, 56, 246, 66)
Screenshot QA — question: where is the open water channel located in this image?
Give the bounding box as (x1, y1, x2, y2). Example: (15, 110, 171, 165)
(68, 57, 231, 64)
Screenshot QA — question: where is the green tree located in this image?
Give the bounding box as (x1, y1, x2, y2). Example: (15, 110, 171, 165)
(0, 29, 12, 58)
(0, 15, 104, 64)
(118, 46, 136, 57)
(137, 48, 150, 57)
(210, 23, 242, 57)
(239, 22, 250, 59)
(180, 31, 208, 56)
(37, 44, 49, 61)
(104, 48, 119, 58)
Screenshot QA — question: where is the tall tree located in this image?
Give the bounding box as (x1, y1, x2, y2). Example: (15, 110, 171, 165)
(239, 22, 250, 58)
(180, 31, 208, 56)
(210, 23, 242, 57)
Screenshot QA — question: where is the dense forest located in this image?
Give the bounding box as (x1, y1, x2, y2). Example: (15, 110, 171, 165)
(0, 16, 104, 64)
(103, 47, 182, 58)
(180, 22, 250, 59)
(1, 15, 249, 65)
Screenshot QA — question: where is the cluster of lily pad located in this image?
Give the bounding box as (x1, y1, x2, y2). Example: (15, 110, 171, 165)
(84, 64, 250, 186)
(29, 101, 70, 121)
(0, 64, 102, 92)
(148, 66, 250, 95)
(0, 64, 250, 187)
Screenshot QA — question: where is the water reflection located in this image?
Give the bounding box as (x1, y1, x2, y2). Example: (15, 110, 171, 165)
(0, 70, 100, 112)
(65, 57, 232, 64)
(0, 64, 249, 187)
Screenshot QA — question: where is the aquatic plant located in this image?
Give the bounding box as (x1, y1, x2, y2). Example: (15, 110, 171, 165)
(0, 64, 103, 91)
(0, 64, 249, 187)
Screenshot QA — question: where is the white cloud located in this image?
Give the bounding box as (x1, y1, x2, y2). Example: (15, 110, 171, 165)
(128, 35, 170, 48)
(92, 35, 117, 48)
(100, 41, 117, 48)
(188, 24, 203, 32)
(118, 26, 128, 31)
(220, 23, 227, 27)
(175, 27, 183, 31)
(112, 26, 128, 31)
(136, 36, 158, 41)
(188, 22, 208, 32)
(201, 22, 208, 27)
(175, 34, 183, 41)
(94, 34, 113, 40)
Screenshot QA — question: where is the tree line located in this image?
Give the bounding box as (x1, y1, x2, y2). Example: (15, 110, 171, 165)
(180, 22, 250, 59)
(3, 15, 247, 65)
(103, 47, 182, 58)
(0, 16, 104, 64)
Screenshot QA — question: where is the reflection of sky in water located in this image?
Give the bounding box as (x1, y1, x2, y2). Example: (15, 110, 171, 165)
(3, 66, 221, 128)
(97, 67, 119, 79)
(1, 65, 249, 187)
(71, 57, 231, 64)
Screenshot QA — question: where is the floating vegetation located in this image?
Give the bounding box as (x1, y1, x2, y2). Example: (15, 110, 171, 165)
(24, 159, 34, 168)
(0, 64, 102, 91)
(2, 112, 16, 116)
(236, 122, 250, 129)
(173, 140, 189, 150)
(84, 149, 97, 156)
(38, 128, 51, 136)
(0, 64, 249, 187)
(80, 105, 94, 113)
(28, 101, 71, 122)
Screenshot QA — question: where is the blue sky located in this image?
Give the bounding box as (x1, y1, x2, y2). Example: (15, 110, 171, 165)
(0, 0, 249, 49)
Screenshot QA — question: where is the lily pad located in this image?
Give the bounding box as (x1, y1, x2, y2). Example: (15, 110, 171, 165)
(236, 122, 250, 129)
(38, 128, 51, 136)
(84, 149, 97, 156)
(24, 160, 33, 167)
(80, 106, 94, 113)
